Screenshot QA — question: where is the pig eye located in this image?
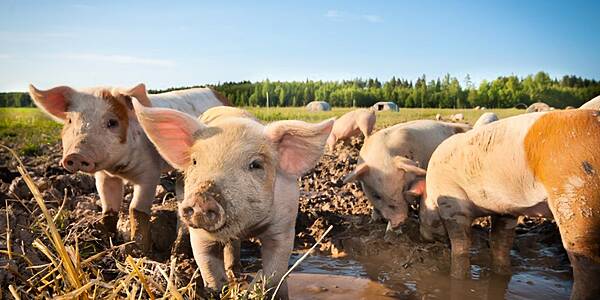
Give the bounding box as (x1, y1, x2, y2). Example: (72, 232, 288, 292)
(107, 118, 119, 128)
(249, 160, 263, 170)
(67, 118, 72, 124)
(192, 159, 197, 165)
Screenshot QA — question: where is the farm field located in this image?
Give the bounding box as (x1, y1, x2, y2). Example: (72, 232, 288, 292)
(0, 106, 571, 299)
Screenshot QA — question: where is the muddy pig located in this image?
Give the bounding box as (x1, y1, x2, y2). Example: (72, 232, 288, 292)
(343, 120, 471, 230)
(133, 101, 333, 299)
(29, 83, 229, 252)
(420, 110, 600, 299)
(327, 108, 376, 149)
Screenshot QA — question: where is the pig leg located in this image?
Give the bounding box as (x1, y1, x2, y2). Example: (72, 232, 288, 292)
(224, 239, 241, 282)
(189, 231, 227, 293)
(326, 133, 337, 150)
(172, 174, 193, 256)
(259, 230, 294, 300)
(129, 181, 158, 253)
(95, 171, 124, 234)
(437, 195, 473, 279)
(490, 215, 517, 275)
(548, 193, 600, 299)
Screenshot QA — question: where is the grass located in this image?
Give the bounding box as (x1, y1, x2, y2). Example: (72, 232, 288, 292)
(0, 108, 61, 154)
(0, 106, 524, 152)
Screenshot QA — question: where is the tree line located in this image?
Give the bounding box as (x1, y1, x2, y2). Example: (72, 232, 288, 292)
(3, 72, 599, 108)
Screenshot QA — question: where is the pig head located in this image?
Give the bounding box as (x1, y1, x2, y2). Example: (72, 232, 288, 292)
(133, 100, 333, 298)
(344, 155, 426, 230)
(29, 84, 150, 174)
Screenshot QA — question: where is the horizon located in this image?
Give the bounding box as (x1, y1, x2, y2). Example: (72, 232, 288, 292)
(1, 0, 599, 92)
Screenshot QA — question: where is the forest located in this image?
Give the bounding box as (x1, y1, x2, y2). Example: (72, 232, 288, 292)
(2, 72, 599, 108)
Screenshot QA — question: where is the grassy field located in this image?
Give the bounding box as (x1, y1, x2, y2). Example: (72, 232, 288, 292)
(0, 107, 525, 153)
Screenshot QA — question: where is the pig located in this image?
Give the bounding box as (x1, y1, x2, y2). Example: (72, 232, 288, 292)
(326, 108, 376, 149)
(28, 84, 229, 252)
(435, 113, 443, 121)
(473, 112, 499, 128)
(133, 101, 333, 299)
(580, 95, 600, 110)
(450, 113, 464, 122)
(343, 120, 471, 230)
(419, 110, 600, 299)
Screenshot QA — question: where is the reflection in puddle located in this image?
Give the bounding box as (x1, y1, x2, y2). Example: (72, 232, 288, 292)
(284, 253, 571, 300)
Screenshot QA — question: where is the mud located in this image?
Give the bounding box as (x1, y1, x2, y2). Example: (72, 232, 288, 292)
(0, 134, 572, 299)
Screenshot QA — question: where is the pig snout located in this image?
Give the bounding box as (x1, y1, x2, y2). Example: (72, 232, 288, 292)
(180, 181, 226, 232)
(61, 153, 95, 173)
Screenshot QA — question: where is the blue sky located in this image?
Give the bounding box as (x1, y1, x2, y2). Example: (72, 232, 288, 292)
(0, 0, 598, 92)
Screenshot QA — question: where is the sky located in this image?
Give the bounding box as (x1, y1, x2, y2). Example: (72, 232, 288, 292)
(0, 0, 599, 92)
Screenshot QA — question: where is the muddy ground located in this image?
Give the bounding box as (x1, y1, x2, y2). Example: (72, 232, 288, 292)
(0, 137, 572, 299)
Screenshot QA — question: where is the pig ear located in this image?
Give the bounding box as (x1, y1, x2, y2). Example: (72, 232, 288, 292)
(133, 99, 205, 169)
(342, 163, 369, 184)
(405, 178, 426, 198)
(265, 118, 334, 176)
(28, 84, 75, 122)
(119, 83, 152, 107)
(393, 156, 426, 176)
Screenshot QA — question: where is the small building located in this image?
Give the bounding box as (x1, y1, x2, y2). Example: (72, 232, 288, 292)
(526, 102, 551, 113)
(514, 103, 528, 110)
(372, 101, 398, 112)
(306, 101, 331, 112)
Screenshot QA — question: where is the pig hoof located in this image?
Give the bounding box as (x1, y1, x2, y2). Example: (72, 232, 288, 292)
(129, 209, 151, 255)
(171, 229, 193, 257)
(98, 212, 119, 236)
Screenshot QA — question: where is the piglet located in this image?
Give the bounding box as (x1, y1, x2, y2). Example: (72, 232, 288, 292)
(29, 84, 228, 253)
(327, 108, 375, 149)
(133, 101, 333, 299)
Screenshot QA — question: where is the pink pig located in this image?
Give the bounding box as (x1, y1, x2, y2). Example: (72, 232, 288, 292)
(29, 83, 229, 252)
(326, 108, 376, 149)
(133, 101, 333, 299)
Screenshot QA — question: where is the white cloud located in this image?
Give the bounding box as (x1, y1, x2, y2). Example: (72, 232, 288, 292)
(324, 10, 383, 23)
(61, 53, 176, 67)
(0, 54, 12, 59)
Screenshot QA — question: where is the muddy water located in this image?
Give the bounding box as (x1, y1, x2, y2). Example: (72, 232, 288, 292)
(242, 225, 573, 300)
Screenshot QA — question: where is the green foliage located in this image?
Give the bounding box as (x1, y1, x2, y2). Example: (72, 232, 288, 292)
(4, 72, 599, 109)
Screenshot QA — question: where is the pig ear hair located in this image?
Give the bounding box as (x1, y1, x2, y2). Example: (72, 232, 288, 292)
(342, 163, 369, 184)
(28, 84, 75, 122)
(393, 156, 427, 176)
(265, 118, 334, 177)
(133, 99, 205, 169)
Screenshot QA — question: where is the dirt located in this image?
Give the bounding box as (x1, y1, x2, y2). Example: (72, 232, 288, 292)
(0, 136, 572, 299)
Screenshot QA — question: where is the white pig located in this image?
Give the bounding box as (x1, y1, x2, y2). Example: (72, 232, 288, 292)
(133, 101, 333, 299)
(29, 84, 229, 252)
(327, 108, 376, 149)
(343, 120, 471, 230)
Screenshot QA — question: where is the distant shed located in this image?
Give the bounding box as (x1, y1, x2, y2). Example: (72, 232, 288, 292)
(306, 101, 331, 112)
(372, 102, 398, 112)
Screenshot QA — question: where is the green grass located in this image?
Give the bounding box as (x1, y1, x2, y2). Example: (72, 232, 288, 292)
(246, 107, 524, 127)
(0, 107, 525, 153)
(0, 107, 62, 154)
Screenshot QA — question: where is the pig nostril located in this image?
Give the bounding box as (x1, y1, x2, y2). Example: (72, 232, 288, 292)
(82, 162, 89, 167)
(182, 207, 193, 218)
(66, 160, 74, 166)
(205, 210, 218, 222)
